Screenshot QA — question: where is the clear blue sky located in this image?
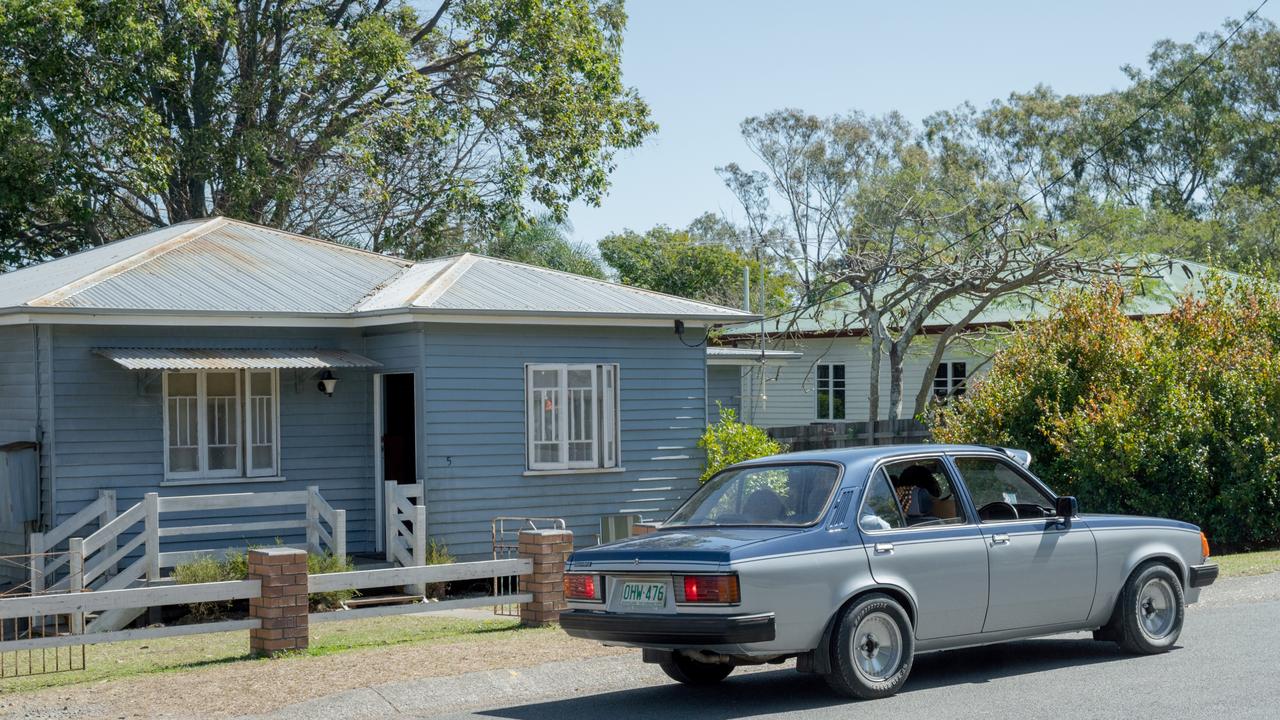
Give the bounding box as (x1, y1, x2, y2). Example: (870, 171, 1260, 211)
(565, 0, 1277, 245)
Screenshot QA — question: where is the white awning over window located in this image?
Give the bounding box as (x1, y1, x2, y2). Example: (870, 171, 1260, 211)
(92, 347, 382, 371)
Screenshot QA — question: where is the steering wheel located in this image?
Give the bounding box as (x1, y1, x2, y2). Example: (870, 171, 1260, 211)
(712, 513, 750, 524)
(978, 501, 1018, 522)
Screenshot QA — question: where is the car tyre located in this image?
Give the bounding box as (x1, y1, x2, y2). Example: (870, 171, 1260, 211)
(824, 593, 914, 699)
(657, 652, 734, 685)
(1116, 561, 1185, 654)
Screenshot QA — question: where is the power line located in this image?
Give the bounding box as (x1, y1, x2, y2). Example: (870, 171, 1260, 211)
(754, 0, 1270, 326)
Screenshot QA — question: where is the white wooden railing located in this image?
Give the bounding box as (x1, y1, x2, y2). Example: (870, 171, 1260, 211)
(0, 558, 532, 653)
(28, 486, 347, 632)
(384, 482, 427, 594)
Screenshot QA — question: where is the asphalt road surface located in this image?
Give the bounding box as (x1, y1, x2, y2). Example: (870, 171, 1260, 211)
(253, 573, 1280, 720)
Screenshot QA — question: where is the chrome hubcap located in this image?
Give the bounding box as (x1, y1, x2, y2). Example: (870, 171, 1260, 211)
(852, 611, 903, 682)
(1137, 577, 1176, 640)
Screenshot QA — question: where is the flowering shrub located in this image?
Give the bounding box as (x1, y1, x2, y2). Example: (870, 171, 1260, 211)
(932, 279, 1280, 551)
(698, 406, 788, 483)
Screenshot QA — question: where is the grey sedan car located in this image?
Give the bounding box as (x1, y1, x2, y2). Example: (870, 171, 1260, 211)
(560, 445, 1218, 699)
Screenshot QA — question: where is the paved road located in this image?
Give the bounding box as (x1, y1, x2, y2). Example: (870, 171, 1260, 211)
(252, 573, 1280, 720)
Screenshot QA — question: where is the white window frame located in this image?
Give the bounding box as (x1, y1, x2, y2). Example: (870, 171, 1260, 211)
(525, 363, 620, 472)
(933, 361, 968, 399)
(162, 369, 280, 481)
(816, 362, 846, 420)
(245, 370, 281, 478)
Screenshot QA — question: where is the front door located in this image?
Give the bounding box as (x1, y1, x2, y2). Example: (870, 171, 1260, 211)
(858, 457, 989, 640)
(950, 454, 1097, 633)
(381, 373, 416, 484)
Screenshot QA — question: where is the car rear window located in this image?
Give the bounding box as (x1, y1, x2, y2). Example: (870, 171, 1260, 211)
(665, 463, 840, 527)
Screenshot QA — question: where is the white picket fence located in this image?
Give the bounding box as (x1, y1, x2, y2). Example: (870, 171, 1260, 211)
(28, 487, 346, 632)
(0, 558, 532, 653)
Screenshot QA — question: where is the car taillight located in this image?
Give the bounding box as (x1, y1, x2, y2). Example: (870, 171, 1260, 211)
(1201, 532, 1211, 560)
(564, 574, 602, 602)
(676, 575, 740, 604)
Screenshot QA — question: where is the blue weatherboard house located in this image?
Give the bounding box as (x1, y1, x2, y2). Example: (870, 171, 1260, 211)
(0, 217, 754, 586)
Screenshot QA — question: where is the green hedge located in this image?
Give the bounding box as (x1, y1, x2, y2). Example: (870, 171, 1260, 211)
(932, 279, 1280, 552)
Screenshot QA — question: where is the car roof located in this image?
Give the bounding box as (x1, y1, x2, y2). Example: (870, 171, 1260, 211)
(730, 444, 1015, 478)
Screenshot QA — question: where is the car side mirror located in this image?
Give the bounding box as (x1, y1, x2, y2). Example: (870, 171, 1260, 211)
(1055, 496, 1078, 524)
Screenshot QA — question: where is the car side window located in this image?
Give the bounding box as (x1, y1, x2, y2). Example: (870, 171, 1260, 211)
(953, 456, 1055, 522)
(881, 457, 967, 527)
(859, 469, 905, 532)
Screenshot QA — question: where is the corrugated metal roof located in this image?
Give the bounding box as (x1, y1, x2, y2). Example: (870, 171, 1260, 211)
(0, 218, 757, 322)
(92, 347, 382, 370)
(394, 254, 756, 319)
(720, 257, 1230, 337)
(706, 346, 802, 365)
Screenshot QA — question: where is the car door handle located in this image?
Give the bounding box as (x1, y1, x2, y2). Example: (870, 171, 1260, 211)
(874, 543, 894, 554)
(992, 534, 1011, 545)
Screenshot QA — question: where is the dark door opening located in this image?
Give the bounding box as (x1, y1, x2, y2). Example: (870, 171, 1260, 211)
(381, 373, 417, 485)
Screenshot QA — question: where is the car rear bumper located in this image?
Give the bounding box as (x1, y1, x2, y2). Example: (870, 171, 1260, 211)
(1189, 563, 1218, 588)
(560, 610, 776, 645)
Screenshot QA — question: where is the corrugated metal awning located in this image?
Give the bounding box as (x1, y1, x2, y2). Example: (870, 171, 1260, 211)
(92, 347, 382, 370)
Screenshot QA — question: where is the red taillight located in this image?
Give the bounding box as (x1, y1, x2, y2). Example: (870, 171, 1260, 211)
(564, 574, 602, 601)
(678, 575, 740, 604)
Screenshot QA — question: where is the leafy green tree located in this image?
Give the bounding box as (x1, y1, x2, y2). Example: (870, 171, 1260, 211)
(698, 407, 787, 483)
(932, 280, 1280, 551)
(599, 222, 789, 310)
(0, 0, 654, 268)
(414, 215, 605, 277)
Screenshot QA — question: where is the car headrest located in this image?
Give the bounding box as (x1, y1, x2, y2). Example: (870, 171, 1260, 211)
(892, 465, 942, 498)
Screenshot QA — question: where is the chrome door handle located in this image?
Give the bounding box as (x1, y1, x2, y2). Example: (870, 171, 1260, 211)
(992, 534, 1011, 545)
(874, 543, 894, 554)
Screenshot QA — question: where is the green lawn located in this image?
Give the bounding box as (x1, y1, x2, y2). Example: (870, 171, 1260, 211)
(0, 614, 523, 693)
(1215, 549, 1280, 578)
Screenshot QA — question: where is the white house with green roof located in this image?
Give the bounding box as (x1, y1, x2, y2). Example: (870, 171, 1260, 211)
(712, 258, 1223, 433)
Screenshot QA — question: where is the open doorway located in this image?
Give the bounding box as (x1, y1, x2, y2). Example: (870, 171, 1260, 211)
(381, 373, 417, 485)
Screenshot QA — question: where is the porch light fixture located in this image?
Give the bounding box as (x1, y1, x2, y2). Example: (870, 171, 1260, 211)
(317, 370, 338, 397)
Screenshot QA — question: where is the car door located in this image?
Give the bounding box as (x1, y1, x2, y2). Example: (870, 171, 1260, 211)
(857, 456, 988, 640)
(949, 453, 1097, 633)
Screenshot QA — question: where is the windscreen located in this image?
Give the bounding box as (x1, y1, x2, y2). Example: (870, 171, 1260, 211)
(665, 463, 840, 527)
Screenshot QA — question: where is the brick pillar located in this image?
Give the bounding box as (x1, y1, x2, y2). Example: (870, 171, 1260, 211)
(518, 529, 573, 627)
(632, 522, 660, 536)
(247, 547, 309, 656)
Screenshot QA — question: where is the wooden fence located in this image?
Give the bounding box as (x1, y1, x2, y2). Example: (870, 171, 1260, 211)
(0, 557, 532, 654)
(767, 420, 931, 451)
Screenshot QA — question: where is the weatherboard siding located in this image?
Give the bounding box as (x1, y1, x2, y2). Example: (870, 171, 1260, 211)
(418, 323, 707, 559)
(707, 365, 743, 423)
(45, 325, 377, 554)
(737, 336, 991, 428)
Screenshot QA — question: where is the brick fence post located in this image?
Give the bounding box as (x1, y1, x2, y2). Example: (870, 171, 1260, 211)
(632, 522, 660, 537)
(247, 547, 309, 656)
(517, 529, 573, 627)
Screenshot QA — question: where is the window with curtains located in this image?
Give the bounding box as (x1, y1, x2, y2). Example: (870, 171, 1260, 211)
(526, 364, 620, 471)
(163, 369, 279, 480)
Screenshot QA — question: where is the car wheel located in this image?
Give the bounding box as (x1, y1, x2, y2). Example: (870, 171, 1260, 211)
(1116, 561, 1185, 654)
(824, 593, 915, 699)
(657, 652, 734, 685)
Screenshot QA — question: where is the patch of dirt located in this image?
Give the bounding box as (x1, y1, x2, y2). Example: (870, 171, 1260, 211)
(0, 630, 628, 719)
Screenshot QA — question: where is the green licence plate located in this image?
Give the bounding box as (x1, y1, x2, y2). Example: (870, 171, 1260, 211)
(620, 581, 667, 608)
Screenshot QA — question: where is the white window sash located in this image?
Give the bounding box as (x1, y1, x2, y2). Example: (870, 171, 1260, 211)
(244, 370, 279, 477)
(817, 363, 845, 420)
(163, 373, 202, 480)
(163, 369, 281, 481)
(201, 371, 242, 479)
(526, 363, 620, 471)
